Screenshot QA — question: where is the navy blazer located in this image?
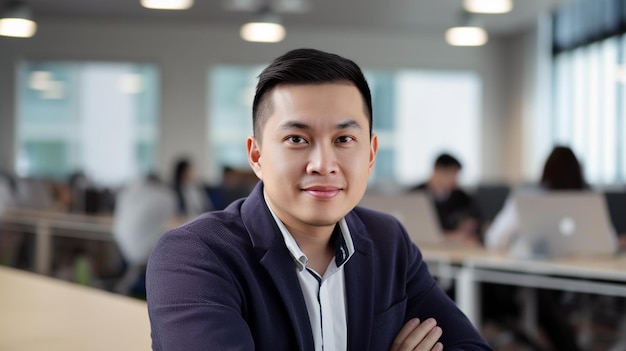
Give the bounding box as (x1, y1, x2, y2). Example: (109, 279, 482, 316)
(147, 182, 492, 350)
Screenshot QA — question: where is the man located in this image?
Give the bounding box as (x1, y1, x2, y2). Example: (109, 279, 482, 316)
(412, 153, 483, 246)
(147, 49, 492, 351)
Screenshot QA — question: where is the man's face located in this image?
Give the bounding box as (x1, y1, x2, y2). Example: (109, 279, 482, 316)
(434, 166, 460, 193)
(247, 83, 378, 235)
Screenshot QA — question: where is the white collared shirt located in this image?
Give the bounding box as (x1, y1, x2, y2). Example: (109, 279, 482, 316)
(266, 202, 355, 351)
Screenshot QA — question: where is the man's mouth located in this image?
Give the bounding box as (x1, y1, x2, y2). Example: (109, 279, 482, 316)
(303, 186, 342, 199)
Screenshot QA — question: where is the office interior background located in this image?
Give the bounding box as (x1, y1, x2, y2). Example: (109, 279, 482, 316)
(2, 0, 626, 350)
(1, 0, 596, 189)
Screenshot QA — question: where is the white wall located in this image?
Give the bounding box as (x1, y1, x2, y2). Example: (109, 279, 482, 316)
(0, 18, 537, 184)
(496, 14, 554, 184)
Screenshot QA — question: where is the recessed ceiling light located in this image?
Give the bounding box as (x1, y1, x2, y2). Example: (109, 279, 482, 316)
(445, 26, 488, 46)
(140, 0, 194, 10)
(240, 12, 285, 43)
(0, 1, 37, 38)
(240, 22, 285, 43)
(464, 0, 513, 14)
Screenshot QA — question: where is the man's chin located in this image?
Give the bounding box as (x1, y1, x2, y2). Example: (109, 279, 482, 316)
(296, 202, 355, 227)
(303, 214, 345, 228)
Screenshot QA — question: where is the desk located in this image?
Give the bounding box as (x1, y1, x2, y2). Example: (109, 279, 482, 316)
(0, 207, 113, 275)
(456, 253, 626, 330)
(420, 245, 626, 336)
(421, 245, 489, 265)
(1, 207, 189, 275)
(0, 266, 151, 351)
(420, 246, 490, 291)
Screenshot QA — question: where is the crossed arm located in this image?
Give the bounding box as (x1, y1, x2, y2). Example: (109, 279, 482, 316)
(391, 318, 444, 351)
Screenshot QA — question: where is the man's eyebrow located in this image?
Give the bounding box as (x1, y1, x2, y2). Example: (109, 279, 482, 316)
(336, 119, 363, 130)
(277, 120, 311, 132)
(276, 119, 363, 132)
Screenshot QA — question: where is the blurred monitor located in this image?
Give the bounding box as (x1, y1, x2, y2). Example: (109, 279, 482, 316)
(358, 192, 443, 247)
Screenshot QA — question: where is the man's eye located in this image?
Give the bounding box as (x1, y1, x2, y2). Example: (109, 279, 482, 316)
(336, 136, 354, 143)
(287, 136, 306, 144)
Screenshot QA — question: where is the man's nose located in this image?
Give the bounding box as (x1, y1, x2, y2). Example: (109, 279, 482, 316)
(306, 143, 338, 176)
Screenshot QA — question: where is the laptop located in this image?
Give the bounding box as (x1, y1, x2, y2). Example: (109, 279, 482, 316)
(511, 191, 618, 259)
(358, 192, 444, 247)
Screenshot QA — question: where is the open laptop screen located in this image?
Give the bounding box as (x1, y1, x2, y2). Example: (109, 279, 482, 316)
(512, 191, 617, 258)
(358, 192, 443, 246)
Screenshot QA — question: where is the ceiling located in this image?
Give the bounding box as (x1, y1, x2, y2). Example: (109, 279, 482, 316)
(20, 0, 573, 37)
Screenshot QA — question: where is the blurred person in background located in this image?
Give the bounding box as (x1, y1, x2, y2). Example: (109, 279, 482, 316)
(485, 146, 588, 250)
(67, 170, 90, 213)
(172, 158, 213, 219)
(49, 180, 73, 211)
(0, 171, 15, 215)
(483, 145, 592, 351)
(411, 153, 482, 246)
(112, 173, 176, 296)
(0, 171, 17, 265)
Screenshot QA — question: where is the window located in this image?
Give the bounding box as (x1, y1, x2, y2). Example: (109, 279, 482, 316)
(208, 66, 482, 186)
(16, 61, 160, 187)
(551, 0, 626, 184)
(208, 65, 262, 170)
(389, 70, 482, 186)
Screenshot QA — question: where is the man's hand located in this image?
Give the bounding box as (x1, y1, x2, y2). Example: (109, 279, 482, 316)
(389, 318, 443, 351)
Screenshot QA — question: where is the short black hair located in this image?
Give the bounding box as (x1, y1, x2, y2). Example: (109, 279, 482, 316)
(252, 48, 373, 140)
(434, 153, 462, 169)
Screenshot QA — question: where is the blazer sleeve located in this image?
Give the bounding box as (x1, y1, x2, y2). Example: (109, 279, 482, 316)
(146, 227, 254, 351)
(403, 234, 493, 350)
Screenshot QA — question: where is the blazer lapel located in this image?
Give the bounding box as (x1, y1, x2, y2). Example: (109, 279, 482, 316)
(260, 244, 314, 351)
(241, 182, 315, 351)
(344, 213, 375, 351)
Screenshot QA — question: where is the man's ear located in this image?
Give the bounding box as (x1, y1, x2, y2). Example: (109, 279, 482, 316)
(368, 134, 379, 175)
(247, 136, 263, 179)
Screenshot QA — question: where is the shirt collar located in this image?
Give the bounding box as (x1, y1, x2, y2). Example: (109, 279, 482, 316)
(265, 197, 355, 272)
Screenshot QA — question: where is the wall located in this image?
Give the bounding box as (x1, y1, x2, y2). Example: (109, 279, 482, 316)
(0, 18, 530, 184)
(497, 14, 553, 184)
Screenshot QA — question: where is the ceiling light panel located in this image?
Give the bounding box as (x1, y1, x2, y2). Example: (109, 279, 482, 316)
(140, 0, 194, 10)
(464, 0, 513, 14)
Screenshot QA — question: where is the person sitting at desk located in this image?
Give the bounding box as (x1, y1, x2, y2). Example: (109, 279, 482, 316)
(0, 172, 14, 215)
(146, 48, 492, 351)
(112, 173, 176, 296)
(172, 158, 213, 219)
(484, 145, 588, 351)
(0, 173, 17, 265)
(410, 153, 482, 246)
(485, 146, 588, 251)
